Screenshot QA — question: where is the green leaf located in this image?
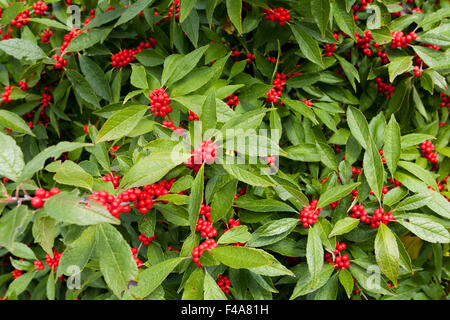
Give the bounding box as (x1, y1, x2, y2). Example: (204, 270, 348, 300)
(317, 182, 360, 209)
(0, 110, 35, 136)
(180, 0, 198, 23)
(0, 39, 46, 61)
(130, 65, 148, 89)
(120, 150, 189, 189)
(307, 225, 324, 288)
(397, 216, 450, 244)
(54, 160, 93, 190)
(20, 142, 91, 181)
(115, 0, 156, 26)
(46, 272, 55, 300)
(182, 268, 204, 300)
(44, 191, 120, 226)
(217, 225, 252, 244)
(162, 45, 209, 86)
(338, 268, 353, 298)
(79, 55, 113, 102)
(204, 271, 228, 300)
(255, 218, 299, 237)
(65, 70, 100, 108)
(57, 225, 96, 277)
(315, 141, 338, 171)
(95, 105, 148, 143)
(210, 179, 237, 223)
(384, 115, 401, 177)
(65, 28, 111, 52)
(394, 194, 433, 212)
(209, 246, 274, 269)
(329, 218, 360, 238)
(334, 54, 360, 91)
(188, 164, 204, 232)
(290, 23, 324, 67)
(311, 0, 330, 37)
(132, 257, 184, 298)
(201, 89, 217, 134)
(346, 106, 370, 149)
(222, 164, 274, 187)
(388, 56, 413, 83)
(363, 136, 384, 201)
(375, 224, 399, 286)
(0, 132, 25, 181)
(333, 0, 356, 41)
(226, 0, 242, 34)
(398, 161, 439, 191)
(0, 206, 33, 250)
(233, 198, 296, 213)
(96, 223, 138, 299)
(26, 18, 71, 30)
(412, 45, 450, 70)
(32, 216, 55, 256)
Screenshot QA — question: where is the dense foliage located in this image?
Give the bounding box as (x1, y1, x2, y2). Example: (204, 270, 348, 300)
(0, 0, 449, 301)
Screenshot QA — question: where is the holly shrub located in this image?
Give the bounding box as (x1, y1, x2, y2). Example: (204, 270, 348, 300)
(0, 0, 449, 301)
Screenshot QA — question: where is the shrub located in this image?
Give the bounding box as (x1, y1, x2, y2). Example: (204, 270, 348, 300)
(0, 0, 448, 301)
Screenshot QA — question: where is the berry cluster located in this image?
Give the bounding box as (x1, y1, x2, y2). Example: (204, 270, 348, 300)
(413, 65, 422, 77)
(375, 77, 395, 98)
(138, 234, 156, 245)
(1, 86, 13, 104)
(299, 199, 322, 227)
(19, 80, 28, 91)
(420, 140, 438, 164)
(265, 73, 286, 104)
(51, 53, 68, 70)
(185, 140, 218, 172)
(168, 0, 180, 20)
(355, 31, 374, 56)
(196, 218, 218, 238)
(389, 178, 402, 188)
(12, 269, 22, 279)
(391, 31, 417, 49)
(41, 92, 52, 107)
(262, 7, 291, 26)
(60, 29, 84, 54)
(225, 94, 240, 108)
(111, 38, 157, 69)
(324, 43, 336, 57)
(101, 173, 121, 188)
(351, 189, 358, 199)
(216, 275, 231, 294)
(89, 178, 176, 218)
(192, 238, 218, 267)
(370, 208, 394, 228)
(111, 49, 137, 68)
(303, 99, 313, 107)
(88, 190, 132, 218)
(45, 250, 62, 271)
(11, 10, 30, 29)
(33, 1, 49, 15)
(350, 204, 370, 223)
(33, 260, 44, 270)
(41, 29, 54, 44)
(131, 247, 143, 268)
(440, 93, 450, 108)
(351, 167, 362, 178)
(351, 0, 373, 13)
(188, 110, 199, 121)
(149, 88, 172, 117)
(324, 243, 350, 270)
(31, 187, 61, 208)
(162, 120, 184, 135)
(330, 200, 340, 209)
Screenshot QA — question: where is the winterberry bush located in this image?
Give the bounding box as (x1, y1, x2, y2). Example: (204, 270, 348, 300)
(0, 0, 449, 301)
